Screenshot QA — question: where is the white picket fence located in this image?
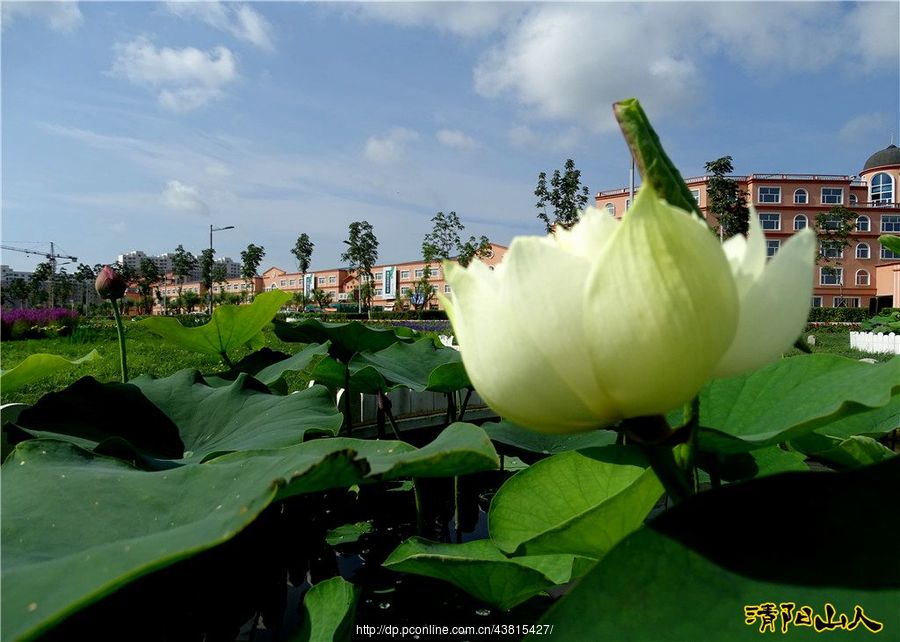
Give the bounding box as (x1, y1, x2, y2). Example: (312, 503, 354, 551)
(849, 332, 900, 354)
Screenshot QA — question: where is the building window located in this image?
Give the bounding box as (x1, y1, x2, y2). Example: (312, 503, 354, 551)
(444, 284, 451, 293)
(605, 203, 615, 216)
(855, 270, 870, 286)
(766, 239, 780, 257)
(833, 297, 860, 308)
(374, 273, 383, 281)
(400, 270, 410, 279)
(856, 243, 870, 259)
(758, 213, 780, 230)
(819, 267, 843, 285)
(289, 279, 295, 286)
(793, 214, 808, 230)
(758, 187, 781, 203)
(400, 287, 410, 295)
(690, 189, 701, 203)
(882, 245, 900, 260)
(793, 189, 808, 204)
(881, 215, 900, 232)
(338, 293, 348, 300)
(820, 242, 843, 260)
(811, 296, 822, 308)
(279, 280, 286, 286)
(432, 267, 441, 279)
(415, 269, 424, 278)
(871, 172, 894, 204)
(625, 198, 631, 210)
(849, 194, 858, 204)
(317, 276, 326, 285)
(328, 276, 336, 284)
(821, 187, 843, 204)
(375, 288, 382, 296)
(856, 215, 870, 232)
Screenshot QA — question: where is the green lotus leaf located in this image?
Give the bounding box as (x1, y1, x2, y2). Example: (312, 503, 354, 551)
(699, 446, 809, 485)
(699, 354, 899, 454)
(324, 521, 373, 547)
(489, 446, 662, 558)
(351, 338, 471, 393)
(292, 576, 360, 642)
(205, 343, 330, 389)
(0, 350, 99, 394)
(11, 370, 343, 467)
(308, 355, 386, 394)
(383, 537, 577, 610)
(484, 419, 617, 456)
(273, 318, 414, 362)
(140, 290, 291, 361)
(790, 433, 896, 470)
(537, 459, 900, 641)
(0, 439, 368, 642)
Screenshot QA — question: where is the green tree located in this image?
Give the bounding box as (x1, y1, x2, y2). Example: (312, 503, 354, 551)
(5, 278, 30, 308)
(29, 262, 52, 307)
(420, 211, 493, 309)
(815, 206, 857, 306)
(240, 244, 266, 300)
(55, 268, 74, 308)
(211, 262, 228, 303)
(136, 258, 161, 315)
(534, 158, 590, 234)
(199, 248, 215, 296)
(705, 156, 749, 240)
(171, 245, 197, 302)
(180, 290, 202, 313)
(291, 233, 314, 274)
(311, 288, 333, 310)
(341, 221, 379, 313)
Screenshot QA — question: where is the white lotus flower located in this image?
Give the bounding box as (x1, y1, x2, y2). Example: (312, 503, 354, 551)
(442, 184, 740, 433)
(712, 208, 815, 377)
(442, 185, 815, 434)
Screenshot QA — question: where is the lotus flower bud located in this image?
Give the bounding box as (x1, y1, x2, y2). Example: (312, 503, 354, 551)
(95, 265, 127, 300)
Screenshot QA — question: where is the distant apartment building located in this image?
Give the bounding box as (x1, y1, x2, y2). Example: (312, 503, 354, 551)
(1, 265, 32, 284)
(595, 144, 900, 309)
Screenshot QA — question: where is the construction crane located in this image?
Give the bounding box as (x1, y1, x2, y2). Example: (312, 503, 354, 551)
(1, 242, 78, 307)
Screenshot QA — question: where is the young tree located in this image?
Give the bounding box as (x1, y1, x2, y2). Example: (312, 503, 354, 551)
(136, 258, 161, 315)
(457, 235, 493, 268)
(815, 205, 856, 305)
(55, 268, 74, 308)
(341, 221, 379, 312)
(180, 290, 202, 313)
(705, 156, 750, 240)
(6, 278, 30, 308)
(29, 262, 53, 307)
(311, 288, 334, 310)
(211, 262, 228, 304)
(240, 244, 266, 300)
(171, 244, 197, 302)
(534, 159, 590, 234)
(291, 233, 314, 273)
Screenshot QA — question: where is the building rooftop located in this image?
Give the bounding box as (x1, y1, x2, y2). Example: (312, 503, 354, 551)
(863, 144, 900, 171)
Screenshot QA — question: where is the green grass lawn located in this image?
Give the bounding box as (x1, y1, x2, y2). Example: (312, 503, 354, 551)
(1, 321, 893, 406)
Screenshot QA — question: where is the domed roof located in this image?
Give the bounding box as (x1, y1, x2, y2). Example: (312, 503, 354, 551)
(863, 144, 900, 171)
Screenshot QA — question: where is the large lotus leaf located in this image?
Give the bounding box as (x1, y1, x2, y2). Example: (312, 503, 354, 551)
(484, 420, 617, 455)
(11, 376, 184, 459)
(140, 290, 291, 360)
(215, 422, 500, 488)
(0, 350, 99, 394)
(791, 433, 896, 469)
(131, 370, 343, 463)
(273, 318, 414, 362)
(537, 459, 900, 641)
(383, 537, 576, 610)
(309, 355, 386, 394)
(204, 343, 330, 390)
(292, 576, 360, 642)
(799, 393, 899, 440)
(489, 446, 662, 559)
(699, 446, 809, 485)
(699, 355, 899, 454)
(350, 338, 471, 393)
(0, 439, 368, 642)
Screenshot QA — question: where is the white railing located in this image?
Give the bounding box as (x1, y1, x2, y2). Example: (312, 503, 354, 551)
(849, 331, 900, 354)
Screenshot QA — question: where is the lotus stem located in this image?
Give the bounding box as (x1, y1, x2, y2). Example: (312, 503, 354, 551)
(111, 299, 128, 383)
(458, 388, 473, 421)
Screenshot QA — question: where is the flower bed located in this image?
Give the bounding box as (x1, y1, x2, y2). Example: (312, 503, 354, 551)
(1, 308, 79, 340)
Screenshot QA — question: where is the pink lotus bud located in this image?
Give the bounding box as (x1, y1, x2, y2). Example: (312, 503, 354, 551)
(95, 265, 127, 300)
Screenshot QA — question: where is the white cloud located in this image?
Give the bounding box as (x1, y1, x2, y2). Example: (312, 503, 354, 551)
(164, 2, 274, 51)
(839, 113, 890, 143)
(345, 3, 526, 38)
(364, 127, 419, 164)
(111, 37, 237, 111)
(161, 180, 208, 214)
(1, 1, 83, 33)
(436, 129, 477, 151)
(473, 3, 899, 134)
(507, 124, 581, 153)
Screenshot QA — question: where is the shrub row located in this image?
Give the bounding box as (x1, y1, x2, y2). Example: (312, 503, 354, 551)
(1, 308, 79, 340)
(807, 308, 879, 323)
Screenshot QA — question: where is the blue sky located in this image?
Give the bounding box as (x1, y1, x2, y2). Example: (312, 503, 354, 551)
(3, 1, 899, 273)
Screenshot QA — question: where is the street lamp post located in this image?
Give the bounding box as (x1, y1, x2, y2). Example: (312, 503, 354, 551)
(209, 224, 235, 315)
